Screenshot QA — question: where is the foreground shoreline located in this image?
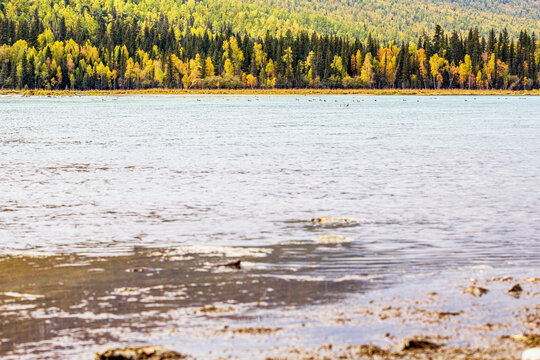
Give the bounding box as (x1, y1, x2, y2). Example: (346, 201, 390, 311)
(3, 250, 538, 359)
(1, 88, 540, 96)
(90, 267, 540, 360)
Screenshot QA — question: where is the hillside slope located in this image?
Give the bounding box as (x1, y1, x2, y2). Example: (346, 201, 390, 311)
(0, 0, 539, 41)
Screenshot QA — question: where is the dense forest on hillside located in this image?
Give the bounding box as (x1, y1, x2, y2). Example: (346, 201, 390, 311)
(0, 7, 539, 90)
(1, 0, 539, 41)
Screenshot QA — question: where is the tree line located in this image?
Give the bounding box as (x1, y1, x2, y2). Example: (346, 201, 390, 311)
(0, 15, 538, 90)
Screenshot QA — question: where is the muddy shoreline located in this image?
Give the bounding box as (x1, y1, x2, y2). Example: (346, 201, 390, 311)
(1, 245, 539, 359)
(98, 272, 540, 360)
(91, 270, 540, 359)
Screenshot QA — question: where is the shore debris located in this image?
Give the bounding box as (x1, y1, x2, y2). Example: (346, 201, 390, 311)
(507, 283, 523, 296)
(310, 216, 366, 225)
(211, 259, 242, 269)
(509, 334, 540, 347)
(231, 327, 282, 335)
(95, 346, 187, 360)
(490, 275, 513, 282)
(522, 347, 540, 360)
(351, 344, 389, 357)
(401, 338, 442, 351)
(438, 311, 463, 318)
(463, 286, 489, 297)
(198, 304, 234, 313)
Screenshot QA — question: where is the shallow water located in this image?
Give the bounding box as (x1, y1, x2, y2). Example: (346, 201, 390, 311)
(0, 95, 539, 358)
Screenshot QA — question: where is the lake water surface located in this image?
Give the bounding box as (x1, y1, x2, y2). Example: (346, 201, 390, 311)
(0, 95, 539, 359)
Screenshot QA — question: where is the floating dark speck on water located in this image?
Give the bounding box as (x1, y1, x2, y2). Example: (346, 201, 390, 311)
(126, 267, 160, 273)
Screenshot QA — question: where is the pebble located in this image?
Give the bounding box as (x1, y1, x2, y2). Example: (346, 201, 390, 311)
(523, 348, 540, 360)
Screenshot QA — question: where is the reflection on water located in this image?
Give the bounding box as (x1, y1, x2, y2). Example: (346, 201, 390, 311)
(0, 95, 539, 358)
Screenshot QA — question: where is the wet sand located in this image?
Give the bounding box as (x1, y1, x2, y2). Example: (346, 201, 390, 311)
(199, 270, 540, 359)
(1, 251, 538, 359)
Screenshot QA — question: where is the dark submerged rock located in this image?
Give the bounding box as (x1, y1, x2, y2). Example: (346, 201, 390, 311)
(211, 259, 242, 269)
(507, 283, 523, 295)
(401, 338, 442, 351)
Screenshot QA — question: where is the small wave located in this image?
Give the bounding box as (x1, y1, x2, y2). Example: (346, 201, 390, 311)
(54, 262, 91, 268)
(1, 251, 54, 258)
(110, 287, 153, 296)
(170, 245, 272, 258)
(1, 292, 44, 301)
(241, 261, 303, 271)
(269, 274, 326, 282)
(459, 264, 492, 270)
(333, 274, 383, 281)
(314, 235, 352, 244)
(0, 303, 37, 311)
(265, 273, 380, 282)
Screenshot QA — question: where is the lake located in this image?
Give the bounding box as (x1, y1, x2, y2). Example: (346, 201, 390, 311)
(0, 95, 539, 359)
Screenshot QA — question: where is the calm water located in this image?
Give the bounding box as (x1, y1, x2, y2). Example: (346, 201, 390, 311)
(0, 95, 539, 358)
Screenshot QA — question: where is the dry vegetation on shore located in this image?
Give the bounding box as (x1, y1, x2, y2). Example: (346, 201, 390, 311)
(1, 89, 540, 97)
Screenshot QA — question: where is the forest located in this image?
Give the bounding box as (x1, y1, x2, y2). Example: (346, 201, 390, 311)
(0, 11, 539, 90)
(1, 0, 539, 42)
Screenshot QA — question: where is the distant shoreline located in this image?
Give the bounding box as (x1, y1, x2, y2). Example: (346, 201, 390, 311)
(1, 89, 540, 96)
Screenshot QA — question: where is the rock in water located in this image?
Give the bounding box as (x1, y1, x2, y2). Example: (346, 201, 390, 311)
(463, 286, 489, 297)
(507, 283, 523, 295)
(310, 216, 368, 225)
(522, 348, 540, 360)
(211, 259, 242, 269)
(401, 338, 441, 351)
(95, 346, 187, 360)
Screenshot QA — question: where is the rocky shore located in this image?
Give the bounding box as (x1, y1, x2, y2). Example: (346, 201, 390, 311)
(94, 274, 540, 360)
